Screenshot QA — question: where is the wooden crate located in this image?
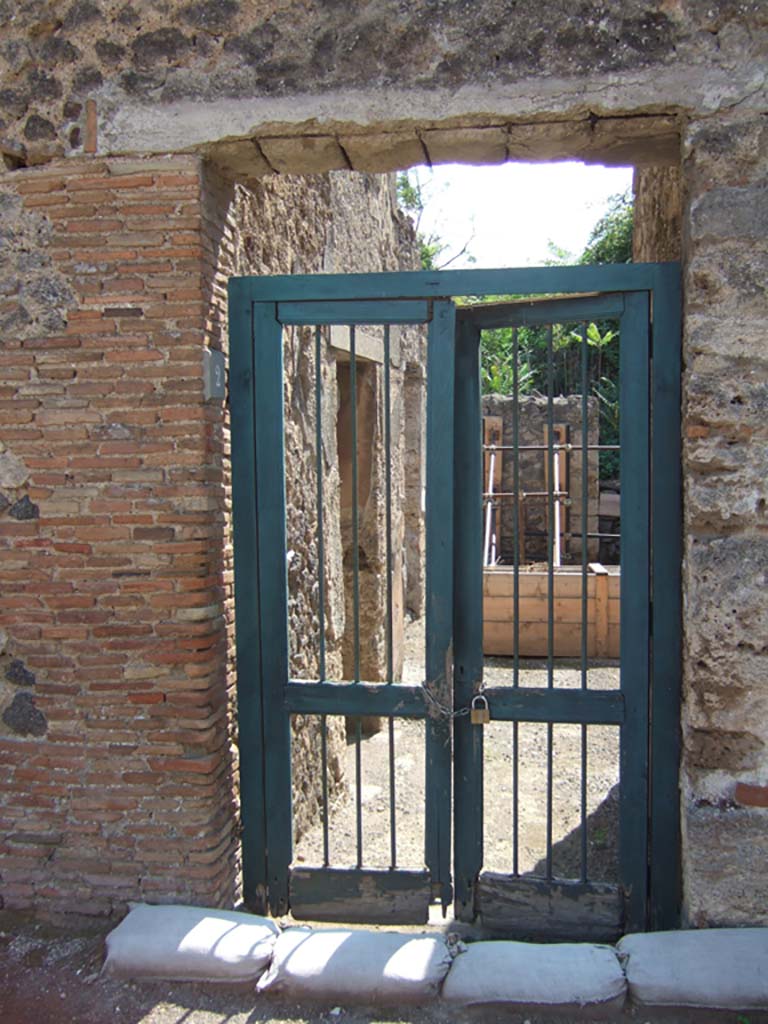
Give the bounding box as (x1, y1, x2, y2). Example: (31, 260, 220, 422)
(483, 563, 620, 658)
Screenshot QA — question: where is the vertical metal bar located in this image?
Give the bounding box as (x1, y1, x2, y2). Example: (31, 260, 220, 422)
(453, 318, 483, 920)
(315, 325, 327, 683)
(580, 323, 589, 688)
(579, 321, 589, 883)
(546, 323, 555, 689)
(649, 264, 682, 930)
(512, 328, 520, 688)
(425, 299, 456, 912)
(320, 716, 330, 867)
(355, 716, 363, 869)
(546, 721, 554, 879)
(314, 326, 331, 869)
(545, 323, 554, 880)
(384, 325, 397, 869)
(512, 720, 519, 876)
(251, 301, 293, 916)
(350, 326, 361, 684)
(349, 325, 363, 868)
(512, 326, 521, 878)
(384, 325, 394, 685)
(229, 283, 268, 912)
(388, 722, 397, 870)
(619, 290, 651, 932)
(580, 721, 588, 882)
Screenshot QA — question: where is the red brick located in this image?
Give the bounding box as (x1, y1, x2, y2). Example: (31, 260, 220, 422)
(153, 173, 200, 186)
(67, 173, 154, 191)
(734, 782, 768, 808)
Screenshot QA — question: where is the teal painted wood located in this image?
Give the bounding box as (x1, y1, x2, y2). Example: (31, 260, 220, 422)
(277, 299, 431, 325)
(424, 299, 456, 911)
(252, 301, 293, 917)
(236, 263, 666, 303)
(456, 293, 625, 328)
(289, 867, 432, 924)
(286, 681, 426, 717)
(618, 290, 651, 934)
(481, 687, 625, 725)
(476, 873, 624, 943)
(452, 318, 484, 922)
(228, 285, 268, 913)
(649, 264, 683, 930)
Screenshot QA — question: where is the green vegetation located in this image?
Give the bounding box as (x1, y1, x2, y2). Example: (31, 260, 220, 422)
(396, 171, 474, 270)
(396, 175, 633, 479)
(475, 188, 632, 480)
(579, 189, 633, 266)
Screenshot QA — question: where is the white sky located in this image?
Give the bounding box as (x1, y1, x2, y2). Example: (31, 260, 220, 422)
(408, 161, 634, 269)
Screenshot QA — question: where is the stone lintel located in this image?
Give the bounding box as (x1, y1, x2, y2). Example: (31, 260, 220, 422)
(422, 126, 508, 166)
(340, 132, 425, 173)
(259, 135, 349, 174)
(587, 116, 680, 167)
(204, 139, 272, 181)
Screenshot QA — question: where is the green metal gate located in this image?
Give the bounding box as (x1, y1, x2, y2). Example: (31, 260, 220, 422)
(229, 264, 681, 938)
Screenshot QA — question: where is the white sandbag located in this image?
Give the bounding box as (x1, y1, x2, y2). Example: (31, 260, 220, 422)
(442, 939, 627, 1009)
(256, 927, 453, 1002)
(618, 928, 768, 1009)
(104, 903, 279, 982)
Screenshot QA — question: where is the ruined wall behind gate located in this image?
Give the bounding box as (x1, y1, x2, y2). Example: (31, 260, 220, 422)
(482, 395, 599, 566)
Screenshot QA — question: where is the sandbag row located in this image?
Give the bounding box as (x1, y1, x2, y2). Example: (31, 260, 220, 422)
(104, 904, 768, 1012)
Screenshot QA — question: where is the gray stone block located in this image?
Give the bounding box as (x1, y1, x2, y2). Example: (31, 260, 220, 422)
(619, 928, 768, 1009)
(683, 806, 768, 927)
(441, 940, 626, 1010)
(691, 184, 768, 243)
(2, 692, 47, 737)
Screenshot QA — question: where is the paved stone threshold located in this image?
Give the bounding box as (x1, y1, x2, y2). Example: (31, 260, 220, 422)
(104, 904, 768, 1015)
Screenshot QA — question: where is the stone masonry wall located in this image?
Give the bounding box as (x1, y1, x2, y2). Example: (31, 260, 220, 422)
(679, 112, 768, 926)
(0, 1, 759, 174)
(0, 0, 766, 930)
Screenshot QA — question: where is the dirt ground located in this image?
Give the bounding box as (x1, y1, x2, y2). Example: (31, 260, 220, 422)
(1, 911, 764, 1024)
(295, 619, 620, 882)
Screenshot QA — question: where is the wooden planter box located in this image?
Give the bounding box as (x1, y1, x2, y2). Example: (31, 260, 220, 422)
(483, 563, 620, 658)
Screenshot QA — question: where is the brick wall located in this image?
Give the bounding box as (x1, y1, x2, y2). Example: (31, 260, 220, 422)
(0, 153, 421, 916)
(0, 155, 239, 914)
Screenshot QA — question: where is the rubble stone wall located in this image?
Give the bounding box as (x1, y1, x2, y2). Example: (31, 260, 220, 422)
(679, 112, 768, 926)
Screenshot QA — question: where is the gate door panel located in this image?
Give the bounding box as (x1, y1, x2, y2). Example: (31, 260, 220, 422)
(230, 293, 455, 923)
(454, 291, 660, 941)
(230, 264, 681, 934)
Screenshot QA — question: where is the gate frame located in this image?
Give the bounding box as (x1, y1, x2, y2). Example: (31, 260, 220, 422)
(229, 262, 682, 930)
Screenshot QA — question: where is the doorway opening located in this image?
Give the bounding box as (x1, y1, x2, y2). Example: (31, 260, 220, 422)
(230, 248, 680, 938)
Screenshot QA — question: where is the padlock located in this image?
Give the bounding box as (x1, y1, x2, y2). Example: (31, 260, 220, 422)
(470, 694, 490, 725)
